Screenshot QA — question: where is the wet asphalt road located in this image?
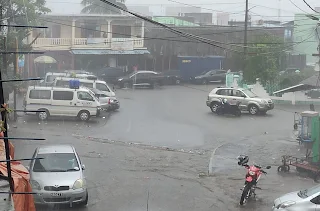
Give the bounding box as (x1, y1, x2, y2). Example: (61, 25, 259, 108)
(10, 85, 319, 211)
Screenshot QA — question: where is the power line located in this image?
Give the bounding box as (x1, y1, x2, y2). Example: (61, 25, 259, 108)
(288, 0, 309, 13)
(302, 0, 320, 13)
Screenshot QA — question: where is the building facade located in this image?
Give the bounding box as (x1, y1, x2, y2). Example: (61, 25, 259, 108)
(293, 13, 319, 66)
(28, 14, 148, 77)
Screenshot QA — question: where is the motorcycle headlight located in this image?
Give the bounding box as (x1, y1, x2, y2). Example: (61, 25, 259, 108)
(72, 179, 84, 190)
(277, 201, 296, 209)
(30, 180, 41, 190)
(248, 170, 255, 176)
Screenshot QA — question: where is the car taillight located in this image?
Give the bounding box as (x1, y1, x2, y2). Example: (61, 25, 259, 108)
(108, 99, 111, 104)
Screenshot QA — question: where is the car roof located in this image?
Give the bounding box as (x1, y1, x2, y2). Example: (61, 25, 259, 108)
(37, 144, 75, 154)
(27, 86, 91, 92)
(134, 71, 158, 74)
(55, 77, 104, 83)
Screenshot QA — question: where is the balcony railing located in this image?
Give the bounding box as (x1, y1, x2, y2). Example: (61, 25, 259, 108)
(32, 38, 144, 49)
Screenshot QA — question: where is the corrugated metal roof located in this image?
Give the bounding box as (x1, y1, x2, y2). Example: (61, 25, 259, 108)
(71, 49, 150, 55)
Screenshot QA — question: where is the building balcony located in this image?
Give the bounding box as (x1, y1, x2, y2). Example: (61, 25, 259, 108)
(31, 38, 145, 51)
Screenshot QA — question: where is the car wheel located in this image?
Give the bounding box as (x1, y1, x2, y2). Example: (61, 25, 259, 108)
(202, 79, 208, 85)
(210, 102, 219, 113)
(248, 105, 259, 115)
(78, 110, 90, 121)
(79, 191, 88, 207)
(38, 109, 49, 121)
(152, 82, 160, 89)
(123, 82, 130, 89)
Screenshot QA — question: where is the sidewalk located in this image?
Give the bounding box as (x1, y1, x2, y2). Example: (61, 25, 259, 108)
(0, 180, 14, 211)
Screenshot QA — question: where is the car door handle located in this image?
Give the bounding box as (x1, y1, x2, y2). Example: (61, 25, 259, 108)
(232, 99, 236, 100)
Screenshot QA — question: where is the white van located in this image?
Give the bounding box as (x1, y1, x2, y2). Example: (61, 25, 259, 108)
(41, 72, 97, 86)
(54, 77, 116, 97)
(24, 86, 101, 121)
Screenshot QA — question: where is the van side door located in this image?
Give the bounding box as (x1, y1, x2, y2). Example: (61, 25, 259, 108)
(76, 91, 96, 114)
(51, 91, 75, 116)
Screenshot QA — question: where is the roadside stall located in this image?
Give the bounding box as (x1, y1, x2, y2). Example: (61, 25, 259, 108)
(278, 110, 320, 181)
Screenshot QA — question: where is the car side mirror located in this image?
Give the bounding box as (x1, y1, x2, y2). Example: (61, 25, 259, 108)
(242, 95, 246, 98)
(81, 164, 86, 170)
(266, 166, 271, 169)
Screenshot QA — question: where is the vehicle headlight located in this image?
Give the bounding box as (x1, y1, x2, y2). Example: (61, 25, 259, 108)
(248, 170, 255, 176)
(72, 179, 84, 190)
(277, 201, 296, 209)
(118, 78, 123, 81)
(30, 180, 41, 190)
(195, 76, 200, 79)
(260, 99, 268, 104)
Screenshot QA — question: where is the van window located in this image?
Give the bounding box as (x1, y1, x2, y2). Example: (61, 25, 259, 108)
(96, 83, 110, 92)
(29, 90, 51, 99)
(80, 82, 93, 88)
(53, 91, 74, 100)
(46, 75, 56, 83)
(56, 80, 69, 87)
(77, 91, 94, 101)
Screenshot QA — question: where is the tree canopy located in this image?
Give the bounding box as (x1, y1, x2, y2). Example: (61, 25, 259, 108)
(81, 0, 127, 14)
(0, 0, 50, 100)
(240, 34, 287, 84)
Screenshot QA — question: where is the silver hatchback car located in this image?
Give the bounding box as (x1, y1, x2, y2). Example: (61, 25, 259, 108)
(28, 145, 88, 207)
(273, 185, 320, 210)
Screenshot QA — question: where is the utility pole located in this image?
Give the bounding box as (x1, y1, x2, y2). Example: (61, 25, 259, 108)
(244, 0, 249, 71)
(13, 37, 18, 121)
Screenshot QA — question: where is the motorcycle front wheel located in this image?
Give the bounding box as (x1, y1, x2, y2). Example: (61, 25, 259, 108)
(240, 184, 251, 205)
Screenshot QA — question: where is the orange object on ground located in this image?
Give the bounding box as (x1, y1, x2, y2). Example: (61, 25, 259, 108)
(0, 131, 35, 211)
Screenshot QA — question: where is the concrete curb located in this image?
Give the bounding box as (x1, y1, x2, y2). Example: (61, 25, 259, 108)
(272, 100, 320, 105)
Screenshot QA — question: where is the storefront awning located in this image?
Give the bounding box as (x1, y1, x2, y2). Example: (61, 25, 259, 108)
(71, 49, 150, 55)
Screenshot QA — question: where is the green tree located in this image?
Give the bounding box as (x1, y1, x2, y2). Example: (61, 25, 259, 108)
(0, 0, 50, 100)
(81, 0, 127, 14)
(238, 34, 286, 85)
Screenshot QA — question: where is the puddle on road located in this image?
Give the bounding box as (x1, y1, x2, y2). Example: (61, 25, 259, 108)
(210, 143, 249, 174)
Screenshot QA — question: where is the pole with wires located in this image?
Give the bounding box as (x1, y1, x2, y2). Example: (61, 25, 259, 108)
(244, 0, 249, 72)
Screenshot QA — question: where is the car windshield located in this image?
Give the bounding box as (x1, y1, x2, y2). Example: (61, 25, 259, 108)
(32, 153, 80, 172)
(242, 89, 258, 98)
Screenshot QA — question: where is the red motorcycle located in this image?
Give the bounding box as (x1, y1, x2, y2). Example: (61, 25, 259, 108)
(237, 155, 271, 205)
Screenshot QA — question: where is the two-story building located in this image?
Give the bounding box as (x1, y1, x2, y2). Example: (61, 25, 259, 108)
(28, 14, 149, 77)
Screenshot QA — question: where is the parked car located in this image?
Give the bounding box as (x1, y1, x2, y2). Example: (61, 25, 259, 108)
(28, 145, 88, 207)
(206, 87, 274, 115)
(96, 67, 125, 85)
(88, 88, 120, 111)
(272, 184, 320, 210)
(117, 70, 164, 89)
(24, 86, 101, 121)
(161, 69, 183, 85)
(193, 69, 227, 84)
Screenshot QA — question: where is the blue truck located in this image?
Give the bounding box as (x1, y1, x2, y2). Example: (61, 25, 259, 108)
(177, 56, 225, 81)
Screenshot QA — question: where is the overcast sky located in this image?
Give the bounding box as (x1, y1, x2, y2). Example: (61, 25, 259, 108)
(46, 0, 320, 22)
